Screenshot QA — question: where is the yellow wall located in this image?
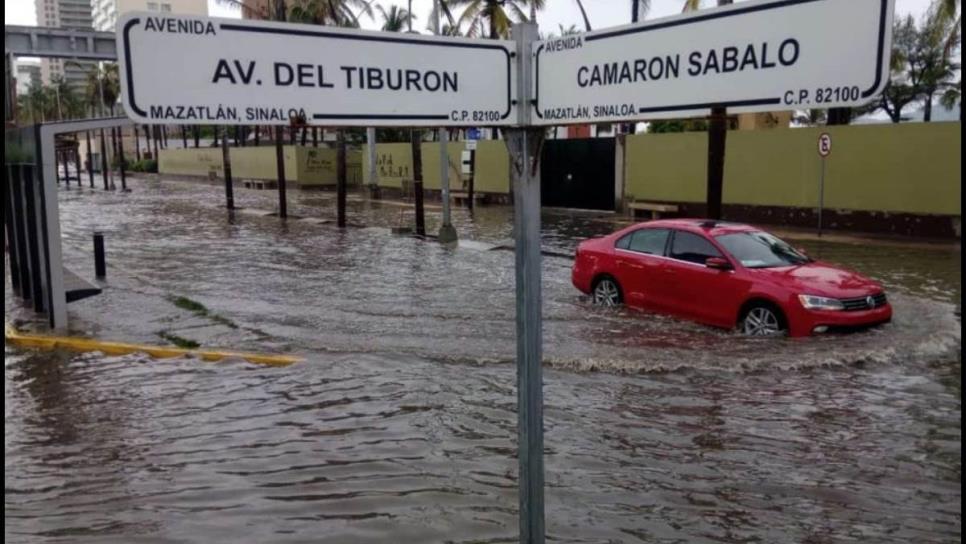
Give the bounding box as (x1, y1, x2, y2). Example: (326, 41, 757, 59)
(473, 140, 510, 194)
(626, 122, 962, 216)
(230, 146, 298, 181)
(363, 143, 412, 189)
(294, 147, 363, 186)
(421, 142, 468, 191)
(159, 147, 225, 177)
(363, 141, 508, 193)
(159, 145, 365, 185)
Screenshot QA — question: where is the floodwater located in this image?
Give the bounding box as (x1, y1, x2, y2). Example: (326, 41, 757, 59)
(5, 178, 961, 543)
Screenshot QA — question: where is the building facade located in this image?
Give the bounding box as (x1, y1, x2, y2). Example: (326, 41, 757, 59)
(91, 0, 208, 32)
(35, 0, 97, 89)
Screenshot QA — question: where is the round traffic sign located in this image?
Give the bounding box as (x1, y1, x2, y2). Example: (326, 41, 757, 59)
(818, 132, 832, 157)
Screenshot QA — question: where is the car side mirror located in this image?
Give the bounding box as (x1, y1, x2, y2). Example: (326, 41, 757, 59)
(706, 257, 733, 270)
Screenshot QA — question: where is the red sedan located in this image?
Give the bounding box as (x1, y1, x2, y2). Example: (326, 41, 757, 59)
(572, 219, 892, 337)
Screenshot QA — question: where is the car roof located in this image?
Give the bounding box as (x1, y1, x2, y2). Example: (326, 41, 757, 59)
(629, 218, 760, 237)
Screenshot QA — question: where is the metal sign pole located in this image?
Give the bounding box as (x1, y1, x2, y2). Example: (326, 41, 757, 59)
(508, 22, 546, 544)
(817, 132, 831, 237)
(818, 156, 826, 237)
(367, 127, 378, 196)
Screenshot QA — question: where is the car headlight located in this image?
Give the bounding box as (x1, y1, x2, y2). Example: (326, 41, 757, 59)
(798, 294, 845, 311)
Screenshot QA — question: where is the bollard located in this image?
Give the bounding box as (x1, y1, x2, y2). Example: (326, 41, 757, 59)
(93, 232, 106, 279)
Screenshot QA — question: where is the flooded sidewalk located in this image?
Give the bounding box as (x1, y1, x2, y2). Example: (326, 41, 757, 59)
(5, 177, 962, 543)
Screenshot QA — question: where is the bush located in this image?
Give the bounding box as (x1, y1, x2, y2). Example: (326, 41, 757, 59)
(128, 159, 158, 173)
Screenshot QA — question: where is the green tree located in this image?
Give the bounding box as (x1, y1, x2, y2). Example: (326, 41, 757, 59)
(648, 118, 709, 133)
(451, 0, 529, 39)
(288, 0, 374, 27)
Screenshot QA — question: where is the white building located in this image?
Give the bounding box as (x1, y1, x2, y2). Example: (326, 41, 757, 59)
(16, 59, 42, 95)
(91, 0, 208, 31)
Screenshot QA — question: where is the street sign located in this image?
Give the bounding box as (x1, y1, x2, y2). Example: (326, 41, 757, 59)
(116, 13, 516, 127)
(532, 0, 894, 125)
(818, 132, 832, 157)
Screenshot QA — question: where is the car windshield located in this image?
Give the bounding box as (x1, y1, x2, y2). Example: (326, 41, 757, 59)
(715, 231, 811, 268)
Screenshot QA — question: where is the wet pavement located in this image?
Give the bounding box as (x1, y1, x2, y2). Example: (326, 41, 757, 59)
(5, 178, 962, 543)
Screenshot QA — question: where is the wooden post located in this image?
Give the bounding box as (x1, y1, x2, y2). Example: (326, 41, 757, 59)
(99, 129, 110, 191)
(411, 128, 425, 236)
(706, 106, 726, 219)
(275, 126, 287, 218)
(117, 130, 127, 191)
(221, 126, 234, 210)
(86, 131, 95, 188)
(337, 129, 347, 228)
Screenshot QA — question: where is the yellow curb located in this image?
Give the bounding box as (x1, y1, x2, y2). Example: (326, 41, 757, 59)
(5, 323, 300, 366)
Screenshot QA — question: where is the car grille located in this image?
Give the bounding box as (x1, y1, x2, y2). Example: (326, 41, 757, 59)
(840, 292, 888, 311)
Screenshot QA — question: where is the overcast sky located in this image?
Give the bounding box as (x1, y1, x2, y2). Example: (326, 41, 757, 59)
(6, 0, 939, 32)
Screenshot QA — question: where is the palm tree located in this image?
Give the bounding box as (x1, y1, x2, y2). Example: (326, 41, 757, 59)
(451, 0, 529, 39)
(288, 0, 374, 27)
(934, 0, 961, 56)
(378, 4, 412, 31)
(631, 0, 650, 23)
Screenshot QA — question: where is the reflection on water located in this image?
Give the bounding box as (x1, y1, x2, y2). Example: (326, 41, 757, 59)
(5, 178, 961, 543)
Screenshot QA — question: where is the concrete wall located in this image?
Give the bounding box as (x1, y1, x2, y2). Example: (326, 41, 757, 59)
(625, 122, 962, 216)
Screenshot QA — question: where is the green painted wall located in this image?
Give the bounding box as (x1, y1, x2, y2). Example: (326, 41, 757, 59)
(626, 122, 962, 216)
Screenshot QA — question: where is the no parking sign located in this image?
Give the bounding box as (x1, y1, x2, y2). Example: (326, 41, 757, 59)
(818, 132, 832, 157)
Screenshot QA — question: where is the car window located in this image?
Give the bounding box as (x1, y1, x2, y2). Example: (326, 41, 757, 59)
(615, 232, 632, 250)
(670, 231, 722, 265)
(627, 229, 669, 255)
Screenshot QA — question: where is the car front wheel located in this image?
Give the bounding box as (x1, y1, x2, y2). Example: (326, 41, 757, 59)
(593, 277, 622, 307)
(740, 304, 786, 336)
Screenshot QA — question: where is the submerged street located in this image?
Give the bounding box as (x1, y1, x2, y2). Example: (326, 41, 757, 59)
(5, 178, 961, 543)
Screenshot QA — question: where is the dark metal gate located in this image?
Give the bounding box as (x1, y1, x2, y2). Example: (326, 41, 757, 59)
(540, 137, 615, 211)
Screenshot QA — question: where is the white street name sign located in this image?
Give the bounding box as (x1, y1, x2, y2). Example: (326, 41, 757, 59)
(116, 13, 516, 127)
(532, 0, 894, 125)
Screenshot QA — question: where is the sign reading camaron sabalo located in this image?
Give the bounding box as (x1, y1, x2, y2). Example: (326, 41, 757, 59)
(117, 13, 516, 127)
(533, 0, 894, 125)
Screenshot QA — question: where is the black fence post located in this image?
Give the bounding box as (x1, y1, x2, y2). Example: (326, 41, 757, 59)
(93, 232, 106, 279)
